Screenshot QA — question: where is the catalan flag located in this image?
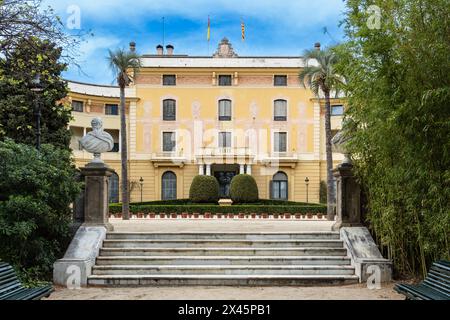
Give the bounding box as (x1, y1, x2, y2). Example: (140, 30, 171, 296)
(207, 16, 211, 41)
(241, 19, 245, 41)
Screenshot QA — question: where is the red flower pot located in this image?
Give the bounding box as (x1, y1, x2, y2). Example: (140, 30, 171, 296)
(149, 213, 155, 219)
(238, 213, 244, 219)
(295, 214, 301, 219)
(217, 214, 222, 219)
(317, 214, 323, 219)
(251, 213, 256, 219)
(182, 213, 188, 219)
(262, 213, 269, 219)
(307, 213, 313, 219)
(284, 213, 291, 219)
(228, 213, 234, 219)
(138, 213, 143, 218)
(205, 213, 211, 219)
(116, 213, 122, 219)
(193, 213, 199, 218)
(171, 213, 177, 219)
(273, 214, 279, 219)
(159, 213, 165, 218)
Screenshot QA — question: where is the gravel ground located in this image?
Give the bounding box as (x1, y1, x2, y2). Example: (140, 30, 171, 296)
(46, 283, 403, 300)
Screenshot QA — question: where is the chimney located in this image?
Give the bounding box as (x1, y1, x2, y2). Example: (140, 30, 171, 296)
(129, 41, 136, 52)
(156, 44, 163, 55)
(166, 44, 174, 56)
(314, 42, 321, 51)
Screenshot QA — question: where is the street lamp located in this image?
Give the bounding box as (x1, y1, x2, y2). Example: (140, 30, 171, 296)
(30, 74, 43, 151)
(305, 177, 310, 203)
(139, 177, 144, 204)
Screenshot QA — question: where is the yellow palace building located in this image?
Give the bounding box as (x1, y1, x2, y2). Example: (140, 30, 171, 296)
(67, 38, 344, 203)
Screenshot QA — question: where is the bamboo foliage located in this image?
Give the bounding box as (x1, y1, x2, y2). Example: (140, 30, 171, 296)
(336, 0, 450, 278)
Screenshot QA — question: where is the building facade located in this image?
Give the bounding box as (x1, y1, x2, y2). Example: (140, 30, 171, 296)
(68, 39, 345, 204)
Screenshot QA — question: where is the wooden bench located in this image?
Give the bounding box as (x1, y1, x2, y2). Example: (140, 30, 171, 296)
(395, 260, 450, 300)
(0, 262, 54, 300)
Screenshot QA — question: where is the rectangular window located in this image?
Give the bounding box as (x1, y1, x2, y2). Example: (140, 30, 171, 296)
(163, 99, 176, 121)
(274, 132, 287, 152)
(331, 105, 344, 116)
(162, 132, 176, 152)
(274, 75, 287, 86)
(105, 104, 118, 115)
(274, 100, 287, 121)
(72, 100, 84, 112)
(163, 75, 176, 86)
(218, 75, 232, 86)
(219, 132, 232, 148)
(218, 100, 232, 121)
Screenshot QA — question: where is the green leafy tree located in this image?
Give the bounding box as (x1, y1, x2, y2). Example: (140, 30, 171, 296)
(299, 48, 344, 220)
(0, 139, 82, 282)
(0, 37, 72, 149)
(336, 0, 450, 278)
(189, 175, 220, 203)
(230, 174, 259, 203)
(107, 48, 141, 220)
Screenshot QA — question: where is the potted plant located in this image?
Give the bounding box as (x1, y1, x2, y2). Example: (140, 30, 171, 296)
(307, 212, 313, 219)
(228, 213, 234, 219)
(284, 213, 291, 219)
(295, 213, 301, 219)
(238, 212, 245, 219)
(116, 212, 122, 219)
(159, 212, 165, 218)
(193, 212, 199, 218)
(262, 213, 269, 219)
(171, 212, 177, 219)
(137, 212, 144, 218)
(181, 212, 188, 219)
(317, 213, 323, 219)
(251, 213, 256, 219)
(273, 213, 279, 219)
(205, 212, 211, 219)
(149, 212, 155, 219)
(217, 213, 222, 219)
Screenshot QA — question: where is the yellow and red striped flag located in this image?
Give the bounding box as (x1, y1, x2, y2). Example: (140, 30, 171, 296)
(207, 16, 211, 41)
(241, 19, 245, 41)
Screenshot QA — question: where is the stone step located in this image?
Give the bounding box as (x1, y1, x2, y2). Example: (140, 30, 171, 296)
(87, 274, 359, 286)
(99, 247, 348, 257)
(92, 265, 356, 276)
(96, 256, 352, 266)
(102, 239, 344, 248)
(106, 232, 340, 241)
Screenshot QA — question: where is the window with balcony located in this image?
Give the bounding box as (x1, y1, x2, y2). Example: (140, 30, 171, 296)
(218, 75, 232, 86)
(331, 105, 344, 116)
(274, 75, 287, 86)
(162, 132, 176, 152)
(274, 132, 287, 153)
(219, 132, 232, 148)
(105, 104, 118, 115)
(163, 99, 176, 121)
(163, 75, 176, 86)
(274, 99, 287, 121)
(218, 99, 232, 121)
(72, 100, 84, 112)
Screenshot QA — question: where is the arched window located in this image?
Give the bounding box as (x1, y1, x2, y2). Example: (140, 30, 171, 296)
(161, 171, 177, 200)
(163, 99, 176, 121)
(218, 99, 232, 121)
(274, 99, 287, 121)
(270, 171, 288, 200)
(108, 172, 119, 203)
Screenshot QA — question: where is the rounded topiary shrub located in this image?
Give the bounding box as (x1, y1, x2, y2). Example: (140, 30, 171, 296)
(189, 175, 220, 203)
(230, 174, 259, 203)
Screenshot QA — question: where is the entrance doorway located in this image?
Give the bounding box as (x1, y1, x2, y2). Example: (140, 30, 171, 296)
(211, 164, 239, 198)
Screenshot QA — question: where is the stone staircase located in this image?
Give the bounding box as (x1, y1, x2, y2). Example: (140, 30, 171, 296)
(87, 232, 359, 286)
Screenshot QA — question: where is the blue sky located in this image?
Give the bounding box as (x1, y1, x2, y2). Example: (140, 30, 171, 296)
(42, 0, 347, 85)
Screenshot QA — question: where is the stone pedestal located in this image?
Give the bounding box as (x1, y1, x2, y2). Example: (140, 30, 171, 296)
(332, 163, 362, 230)
(79, 163, 115, 231)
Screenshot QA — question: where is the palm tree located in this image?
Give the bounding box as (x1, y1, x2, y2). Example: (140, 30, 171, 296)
(299, 47, 343, 221)
(107, 48, 141, 220)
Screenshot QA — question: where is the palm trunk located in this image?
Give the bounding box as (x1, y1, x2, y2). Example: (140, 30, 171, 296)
(119, 85, 130, 220)
(324, 89, 335, 220)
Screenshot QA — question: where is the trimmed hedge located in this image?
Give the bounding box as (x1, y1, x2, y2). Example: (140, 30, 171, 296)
(189, 175, 220, 203)
(109, 203, 326, 215)
(230, 174, 259, 203)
